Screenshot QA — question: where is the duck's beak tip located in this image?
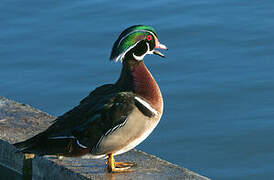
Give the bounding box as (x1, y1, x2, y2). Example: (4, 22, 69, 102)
(154, 42, 168, 58)
(153, 50, 165, 58)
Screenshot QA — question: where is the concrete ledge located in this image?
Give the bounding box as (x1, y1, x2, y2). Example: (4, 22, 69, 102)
(0, 139, 87, 180)
(0, 96, 210, 180)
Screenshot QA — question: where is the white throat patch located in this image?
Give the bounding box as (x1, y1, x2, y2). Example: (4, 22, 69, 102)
(132, 42, 152, 61)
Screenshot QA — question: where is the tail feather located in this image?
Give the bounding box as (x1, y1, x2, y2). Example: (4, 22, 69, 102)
(13, 133, 46, 154)
(13, 133, 87, 156)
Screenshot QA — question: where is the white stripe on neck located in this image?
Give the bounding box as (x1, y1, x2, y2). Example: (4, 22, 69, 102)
(134, 96, 158, 116)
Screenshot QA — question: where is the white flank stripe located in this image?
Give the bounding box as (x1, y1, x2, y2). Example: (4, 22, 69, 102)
(95, 117, 128, 150)
(77, 140, 88, 148)
(48, 136, 75, 139)
(49, 136, 88, 149)
(134, 96, 158, 116)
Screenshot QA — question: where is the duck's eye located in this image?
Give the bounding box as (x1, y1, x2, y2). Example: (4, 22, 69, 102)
(146, 35, 152, 41)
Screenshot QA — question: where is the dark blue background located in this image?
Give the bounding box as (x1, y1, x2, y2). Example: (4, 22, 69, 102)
(1, 1, 274, 179)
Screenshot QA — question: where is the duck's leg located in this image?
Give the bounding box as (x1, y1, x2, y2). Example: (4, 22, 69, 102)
(106, 153, 136, 173)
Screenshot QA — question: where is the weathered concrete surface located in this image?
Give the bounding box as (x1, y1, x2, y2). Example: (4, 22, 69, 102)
(0, 139, 87, 180)
(0, 96, 210, 180)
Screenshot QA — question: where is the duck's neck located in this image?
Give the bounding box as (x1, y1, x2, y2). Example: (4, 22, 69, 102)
(116, 59, 163, 112)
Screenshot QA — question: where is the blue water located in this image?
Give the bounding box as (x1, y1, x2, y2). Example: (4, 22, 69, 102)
(1, 1, 274, 179)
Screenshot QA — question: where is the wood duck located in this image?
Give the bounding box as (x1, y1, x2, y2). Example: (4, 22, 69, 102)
(14, 25, 168, 173)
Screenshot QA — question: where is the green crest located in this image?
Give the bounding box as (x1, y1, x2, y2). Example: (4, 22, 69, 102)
(110, 25, 157, 62)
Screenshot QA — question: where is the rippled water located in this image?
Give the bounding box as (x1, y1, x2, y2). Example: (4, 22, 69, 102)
(1, 1, 274, 179)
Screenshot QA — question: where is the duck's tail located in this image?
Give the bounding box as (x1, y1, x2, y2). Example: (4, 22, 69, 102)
(13, 132, 89, 157)
(13, 133, 46, 155)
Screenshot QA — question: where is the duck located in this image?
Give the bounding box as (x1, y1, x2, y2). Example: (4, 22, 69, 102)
(14, 25, 168, 173)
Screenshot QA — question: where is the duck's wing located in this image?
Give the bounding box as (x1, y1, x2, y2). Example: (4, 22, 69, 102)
(13, 84, 116, 154)
(71, 91, 138, 150)
(47, 84, 117, 135)
(13, 84, 142, 156)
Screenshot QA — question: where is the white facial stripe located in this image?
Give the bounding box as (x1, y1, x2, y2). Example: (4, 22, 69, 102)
(134, 96, 158, 116)
(115, 29, 156, 62)
(115, 42, 138, 62)
(133, 53, 145, 61)
(147, 42, 154, 55)
(117, 29, 156, 48)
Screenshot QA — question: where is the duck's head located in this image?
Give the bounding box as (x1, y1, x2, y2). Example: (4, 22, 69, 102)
(110, 25, 168, 62)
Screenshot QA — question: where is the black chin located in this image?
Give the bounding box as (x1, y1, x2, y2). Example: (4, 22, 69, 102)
(124, 40, 148, 61)
(132, 40, 148, 56)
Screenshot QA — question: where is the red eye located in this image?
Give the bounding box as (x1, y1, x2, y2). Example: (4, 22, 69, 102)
(146, 35, 152, 41)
